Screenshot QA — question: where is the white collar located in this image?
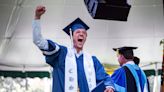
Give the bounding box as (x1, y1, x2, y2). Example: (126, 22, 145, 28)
(73, 48, 83, 58)
(123, 61, 135, 66)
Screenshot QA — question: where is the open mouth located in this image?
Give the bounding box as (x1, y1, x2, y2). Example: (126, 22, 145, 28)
(78, 39, 83, 42)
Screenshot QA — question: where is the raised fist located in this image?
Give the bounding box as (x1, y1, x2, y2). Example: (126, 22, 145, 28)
(35, 5, 46, 19)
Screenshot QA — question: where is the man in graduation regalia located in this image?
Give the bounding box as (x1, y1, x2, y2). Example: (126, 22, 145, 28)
(32, 5, 115, 92)
(111, 46, 149, 92)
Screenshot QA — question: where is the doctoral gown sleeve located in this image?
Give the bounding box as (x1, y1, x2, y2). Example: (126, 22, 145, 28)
(41, 40, 67, 67)
(111, 67, 126, 92)
(92, 56, 115, 89)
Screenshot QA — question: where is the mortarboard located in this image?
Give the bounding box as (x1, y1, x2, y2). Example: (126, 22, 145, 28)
(113, 46, 137, 54)
(91, 81, 105, 92)
(63, 18, 89, 36)
(113, 46, 137, 59)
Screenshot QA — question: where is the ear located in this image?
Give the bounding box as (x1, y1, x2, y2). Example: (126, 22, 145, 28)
(120, 54, 125, 59)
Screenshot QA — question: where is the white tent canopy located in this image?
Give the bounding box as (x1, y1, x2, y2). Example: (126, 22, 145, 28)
(0, 0, 163, 71)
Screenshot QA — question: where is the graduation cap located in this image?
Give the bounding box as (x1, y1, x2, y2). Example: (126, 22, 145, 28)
(113, 46, 137, 59)
(63, 18, 89, 48)
(63, 18, 89, 36)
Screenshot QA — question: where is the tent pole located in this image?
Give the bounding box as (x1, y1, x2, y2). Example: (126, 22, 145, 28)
(153, 62, 159, 92)
(160, 39, 164, 92)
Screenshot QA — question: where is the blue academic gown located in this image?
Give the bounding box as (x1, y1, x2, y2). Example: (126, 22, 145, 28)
(42, 40, 114, 92)
(111, 63, 149, 92)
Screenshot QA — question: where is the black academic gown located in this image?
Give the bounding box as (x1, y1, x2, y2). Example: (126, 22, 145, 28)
(111, 63, 149, 92)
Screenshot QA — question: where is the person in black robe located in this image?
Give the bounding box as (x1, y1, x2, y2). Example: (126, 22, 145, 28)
(111, 46, 149, 92)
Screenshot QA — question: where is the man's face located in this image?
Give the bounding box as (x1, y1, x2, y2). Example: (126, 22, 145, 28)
(117, 54, 125, 66)
(73, 29, 87, 50)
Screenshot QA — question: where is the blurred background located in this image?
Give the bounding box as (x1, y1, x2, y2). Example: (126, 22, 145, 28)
(0, 0, 163, 92)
